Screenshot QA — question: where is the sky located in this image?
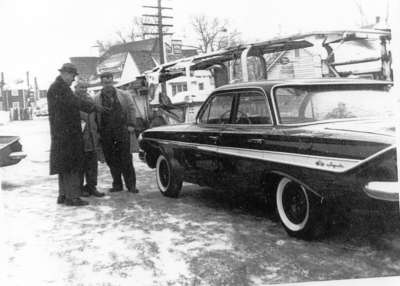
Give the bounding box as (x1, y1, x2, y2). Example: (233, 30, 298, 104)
(0, 0, 397, 89)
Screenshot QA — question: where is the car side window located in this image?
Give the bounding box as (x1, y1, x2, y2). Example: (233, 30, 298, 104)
(235, 92, 272, 124)
(275, 87, 309, 124)
(199, 93, 234, 124)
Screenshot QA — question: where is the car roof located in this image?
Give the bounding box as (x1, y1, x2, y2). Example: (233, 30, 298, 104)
(213, 78, 392, 93)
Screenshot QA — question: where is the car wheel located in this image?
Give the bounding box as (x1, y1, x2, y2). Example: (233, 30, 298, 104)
(276, 177, 327, 239)
(156, 154, 182, 197)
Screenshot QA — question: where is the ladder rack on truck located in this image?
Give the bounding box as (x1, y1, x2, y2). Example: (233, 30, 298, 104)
(126, 29, 392, 132)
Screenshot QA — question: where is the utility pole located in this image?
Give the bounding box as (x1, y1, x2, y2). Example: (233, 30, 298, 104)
(0, 72, 4, 111)
(25, 71, 30, 109)
(142, 0, 173, 104)
(34, 77, 39, 104)
(142, 0, 173, 64)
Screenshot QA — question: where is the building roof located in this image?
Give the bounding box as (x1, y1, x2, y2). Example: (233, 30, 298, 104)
(182, 49, 198, 58)
(129, 51, 157, 74)
(102, 38, 198, 73)
(70, 57, 99, 80)
(102, 38, 159, 58)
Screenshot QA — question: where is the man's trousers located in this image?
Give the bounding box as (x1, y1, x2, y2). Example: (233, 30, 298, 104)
(80, 151, 98, 192)
(101, 128, 136, 190)
(58, 171, 81, 199)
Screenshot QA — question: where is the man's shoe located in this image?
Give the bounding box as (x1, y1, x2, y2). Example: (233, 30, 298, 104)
(90, 189, 105, 197)
(128, 188, 139, 194)
(109, 187, 123, 193)
(57, 195, 66, 204)
(65, 198, 89, 206)
(81, 190, 91, 197)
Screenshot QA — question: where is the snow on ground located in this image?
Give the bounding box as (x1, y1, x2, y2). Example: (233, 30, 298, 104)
(1, 118, 400, 286)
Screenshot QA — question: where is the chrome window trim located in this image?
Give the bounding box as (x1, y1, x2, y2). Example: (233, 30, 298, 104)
(197, 86, 275, 127)
(235, 89, 274, 127)
(197, 90, 237, 126)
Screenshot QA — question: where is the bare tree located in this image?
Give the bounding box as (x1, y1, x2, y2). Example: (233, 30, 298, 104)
(96, 16, 162, 54)
(94, 40, 114, 55)
(191, 15, 241, 53)
(216, 27, 241, 50)
(353, 0, 368, 27)
(115, 16, 159, 42)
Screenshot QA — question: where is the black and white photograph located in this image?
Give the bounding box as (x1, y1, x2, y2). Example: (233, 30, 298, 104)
(1, 0, 400, 285)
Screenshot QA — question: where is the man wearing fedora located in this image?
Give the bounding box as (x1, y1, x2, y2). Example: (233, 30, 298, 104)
(95, 72, 140, 194)
(47, 63, 105, 206)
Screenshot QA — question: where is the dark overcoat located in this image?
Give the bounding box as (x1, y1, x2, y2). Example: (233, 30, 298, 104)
(94, 88, 139, 153)
(47, 76, 94, 174)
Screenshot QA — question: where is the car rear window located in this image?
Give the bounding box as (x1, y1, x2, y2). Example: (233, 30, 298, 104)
(274, 85, 393, 124)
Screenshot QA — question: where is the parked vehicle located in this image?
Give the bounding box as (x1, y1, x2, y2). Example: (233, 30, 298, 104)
(138, 78, 398, 239)
(33, 98, 49, 117)
(0, 136, 26, 167)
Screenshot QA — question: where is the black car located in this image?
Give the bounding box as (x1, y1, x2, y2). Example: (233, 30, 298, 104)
(139, 78, 398, 239)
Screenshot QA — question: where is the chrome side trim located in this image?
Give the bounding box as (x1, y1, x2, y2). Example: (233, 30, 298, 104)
(146, 138, 394, 173)
(145, 138, 366, 173)
(218, 145, 360, 173)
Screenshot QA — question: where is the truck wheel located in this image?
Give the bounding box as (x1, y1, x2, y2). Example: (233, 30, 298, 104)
(156, 154, 182, 197)
(276, 177, 327, 240)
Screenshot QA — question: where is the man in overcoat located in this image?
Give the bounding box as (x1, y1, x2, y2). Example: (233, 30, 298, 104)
(95, 72, 139, 194)
(47, 63, 103, 206)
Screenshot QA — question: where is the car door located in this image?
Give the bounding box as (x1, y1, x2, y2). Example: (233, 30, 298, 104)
(218, 89, 276, 190)
(180, 91, 235, 186)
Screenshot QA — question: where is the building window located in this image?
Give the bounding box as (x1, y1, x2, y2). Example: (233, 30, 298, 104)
(198, 83, 204, 90)
(294, 49, 300, 58)
(170, 82, 188, 96)
(12, 102, 20, 109)
(11, 90, 19, 97)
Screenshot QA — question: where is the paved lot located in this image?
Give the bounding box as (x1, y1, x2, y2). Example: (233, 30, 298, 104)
(1, 118, 400, 285)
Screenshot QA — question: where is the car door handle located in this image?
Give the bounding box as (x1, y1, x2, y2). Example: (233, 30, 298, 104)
(247, 138, 265, 144)
(208, 136, 219, 143)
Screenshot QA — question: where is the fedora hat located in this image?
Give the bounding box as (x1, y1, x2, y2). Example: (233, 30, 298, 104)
(58, 63, 79, 75)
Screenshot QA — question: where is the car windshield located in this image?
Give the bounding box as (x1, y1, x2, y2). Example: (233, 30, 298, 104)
(274, 86, 394, 124)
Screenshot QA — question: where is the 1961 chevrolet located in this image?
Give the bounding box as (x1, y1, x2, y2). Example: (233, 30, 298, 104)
(139, 78, 398, 239)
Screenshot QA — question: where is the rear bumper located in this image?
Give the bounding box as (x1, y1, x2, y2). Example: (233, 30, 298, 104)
(9, 151, 26, 160)
(364, 181, 399, 202)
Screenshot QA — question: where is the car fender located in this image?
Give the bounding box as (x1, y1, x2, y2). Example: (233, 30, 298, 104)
(269, 170, 325, 201)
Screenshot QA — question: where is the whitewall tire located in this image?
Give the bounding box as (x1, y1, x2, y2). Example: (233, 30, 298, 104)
(156, 154, 182, 197)
(276, 177, 326, 239)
